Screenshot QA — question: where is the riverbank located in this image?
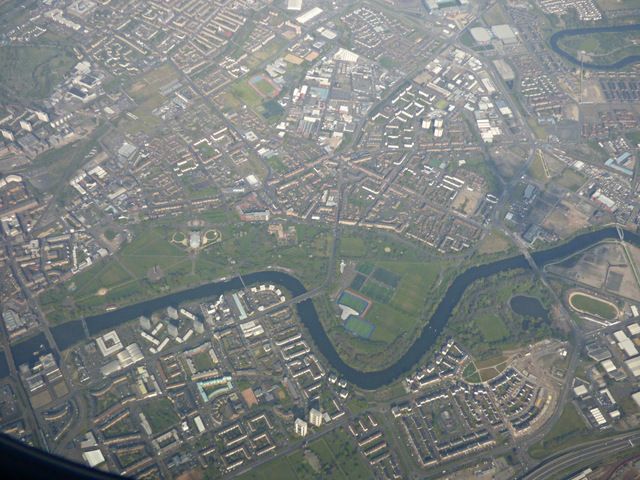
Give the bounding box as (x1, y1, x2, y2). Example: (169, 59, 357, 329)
(12, 226, 638, 389)
(549, 24, 640, 70)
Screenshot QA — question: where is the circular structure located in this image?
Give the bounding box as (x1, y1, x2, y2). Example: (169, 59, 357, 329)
(172, 231, 186, 244)
(203, 229, 221, 245)
(568, 291, 619, 321)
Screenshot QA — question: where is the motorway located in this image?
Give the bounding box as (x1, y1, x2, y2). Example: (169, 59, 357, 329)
(520, 430, 640, 480)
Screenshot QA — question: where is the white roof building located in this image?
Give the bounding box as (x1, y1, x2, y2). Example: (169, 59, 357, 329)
(573, 384, 588, 397)
(491, 24, 517, 43)
(82, 449, 105, 467)
(334, 48, 359, 63)
(296, 7, 322, 24)
(618, 339, 638, 358)
(309, 408, 323, 427)
(628, 322, 640, 336)
(96, 331, 123, 357)
(294, 418, 308, 437)
(470, 27, 492, 44)
(614, 330, 629, 342)
(625, 356, 640, 376)
(601, 359, 617, 373)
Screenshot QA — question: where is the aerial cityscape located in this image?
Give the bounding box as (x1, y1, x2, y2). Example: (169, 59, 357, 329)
(1, 0, 640, 478)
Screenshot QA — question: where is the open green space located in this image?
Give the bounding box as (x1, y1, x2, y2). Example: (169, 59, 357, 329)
(252, 78, 279, 98)
(144, 398, 179, 434)
(372, 267, 400, 288)
(355, 262, 374, 276)
(192, 351, 215, 372)
(597, 0, 639, 9)
(462, 362, 481, 383)
(341, 237, 366, 257)
(529, 403, 594, 459)
(345, 316, 375, 339)
(32, 123, 107, 196)
(569, 293, 618, 320)
(475, 313, 509, 342)
(349, 274, 366, 291)
(236, 428, 371, 480)
(483, 3, 509, 25)
(232, 79, 263, 108)
(265, 155, 288, 174)
(528, 155, 548, 183)
(327, 239, 453, 370)
(448, 270, 556, 360)
(0, 36, 76, 102)
(40, 220, 332, 324)
(338, 291, 369, 314)
(557, 29, 640, 67)
(556, 169, 586, 192)
(360, 281, 393, 304)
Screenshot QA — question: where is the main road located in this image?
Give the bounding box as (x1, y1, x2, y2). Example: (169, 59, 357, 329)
(520, 430, 640, 480)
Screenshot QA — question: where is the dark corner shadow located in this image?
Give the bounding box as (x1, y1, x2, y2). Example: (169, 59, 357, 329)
(0, 433, 125, 480)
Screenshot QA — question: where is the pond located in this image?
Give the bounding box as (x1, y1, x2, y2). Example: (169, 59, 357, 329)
(510, 295, 549, 322)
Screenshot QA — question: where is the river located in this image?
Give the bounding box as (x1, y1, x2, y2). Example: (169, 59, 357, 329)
(549, 24, 640, 71)
(9, 226, 639, 389)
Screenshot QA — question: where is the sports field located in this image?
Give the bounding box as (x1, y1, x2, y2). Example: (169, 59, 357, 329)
(345, 316, 375, 339)
(568, 292, 618, 320)
(248, 74, 280, 98)
(337, 290, 370, 315)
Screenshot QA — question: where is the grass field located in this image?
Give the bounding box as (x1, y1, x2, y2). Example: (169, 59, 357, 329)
(349, 274, 366, 291)
(41, 218, 333, 325)
(475, 313, 509, 342)
(372, 267, 400, 288)
(338, 290, 370, 314)
(569, 293, 618, 320)
(360, 281, 394, 303)
(145, 398, 179, 434)
(345, 316, 375, 339)
(341, 237, 367, 257)
(356, 262, 374, 275)
(232, 79, 263, 108)
(556, 169, 586, 192)
(477, 229, 513, 255)
(265, 155, 288, 174)
(360, 260, 442, 344)
(558, 29, 640, 66)
(251, 77, 279, 98)
(0, 38, 76, 102)
(71, 261, 135, 299)
(528, 154, 549, 183)
(529, 403, 592, 459)
(237, 428, 371, 480)
(192, 351, 215, 372)
(462, 362, 481, 383)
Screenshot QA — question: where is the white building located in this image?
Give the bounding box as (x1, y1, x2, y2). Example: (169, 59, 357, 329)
(309, 408, 323, 427)
(294, 418, 308, 437)
(96, 330, 123, 357)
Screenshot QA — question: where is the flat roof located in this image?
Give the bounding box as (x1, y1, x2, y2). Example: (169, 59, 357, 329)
(296, 6, 322, 24)
(601, 359, 616, 373)
(628, 323, 640, 336)
(470, 27, 492, 43)
(625, 356, 640, 376)
(82, 449, 105, 467)
(491, 24, 517, 40)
